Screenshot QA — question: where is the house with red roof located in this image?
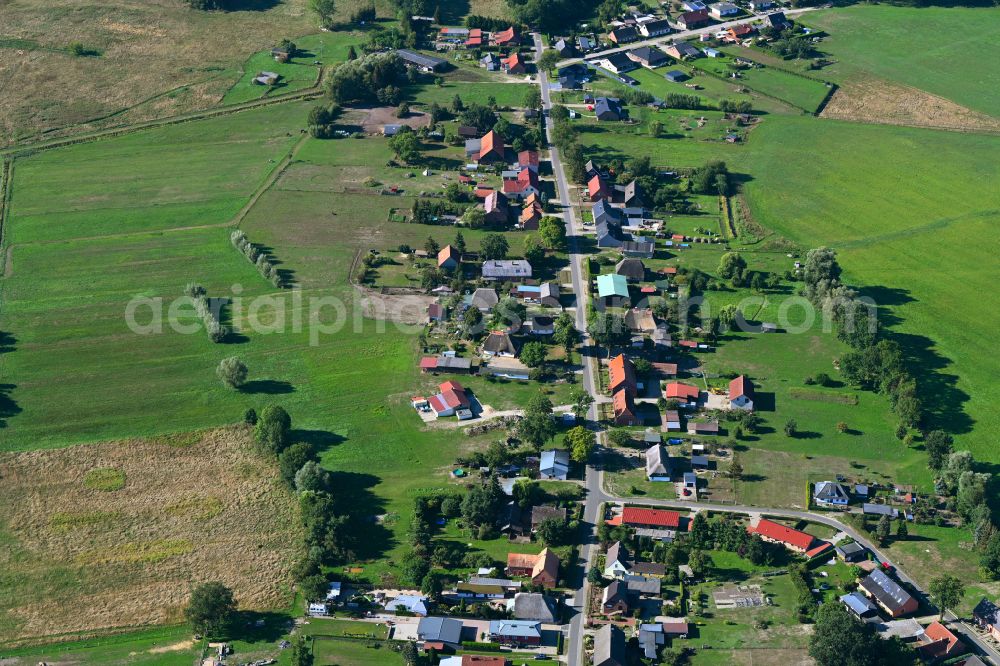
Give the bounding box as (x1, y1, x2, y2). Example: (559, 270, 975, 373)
(438, 244, 461, 270)
(917, 621, 966, 661)
(502, 52, 528, 75)
(502, 169, 540, 200)
(608, 354, 637, 396)
(475, 186, 495, 199)
(726, 24, 755, 41)
(621, 507, 683, 529)
(464, 28, 484, 47)
(470, 130, 507, 164)
(588, 174, 611, 201)
(493, 26, 519, 46)
(428, 380, 472, 418)
(519, 193, 543, 230)
(747, 518, 832, 558)
(676, 9, 710, 29)
(517, 150, 540, 173)
(729, 375, 754, 411)
(665, 382, 700, 404)
(612, 389, 638, 426)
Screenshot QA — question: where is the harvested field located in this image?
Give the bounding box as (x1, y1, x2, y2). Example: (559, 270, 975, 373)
(821, 78, 1000, 133)
(360, 106, 432, 134)
(0, 426, 301, 643)
(357, 286, 436, 325)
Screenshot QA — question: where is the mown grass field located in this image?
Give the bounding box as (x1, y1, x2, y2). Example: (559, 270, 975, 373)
(739, 115, 1000, 461)
(805, 5, 1000, 118)
(694, 54, 831, 113)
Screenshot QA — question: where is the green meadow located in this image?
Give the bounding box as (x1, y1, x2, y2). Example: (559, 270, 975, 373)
(694, 55, 831, 113)
(806, 5, 1000, 117)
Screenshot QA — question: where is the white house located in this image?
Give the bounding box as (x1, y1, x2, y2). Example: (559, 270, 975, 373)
(814, 481, 851, 507)
(539, 449, 570, 480)
(604, 541, 631, 579)
(728, 375, 754, 411)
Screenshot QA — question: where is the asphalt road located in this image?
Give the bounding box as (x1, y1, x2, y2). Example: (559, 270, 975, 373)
(555, 6, 820, 70)
(533, 30, 999, 664)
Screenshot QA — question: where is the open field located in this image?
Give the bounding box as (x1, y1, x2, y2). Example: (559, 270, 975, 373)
(805, 5, 1000, 119)
(0, 0, 320, 143)
(739, 115, 1000, 461)
(694, 54, 831, 114)
(0, 626, 203, 666)
(0, 426, 300, 642)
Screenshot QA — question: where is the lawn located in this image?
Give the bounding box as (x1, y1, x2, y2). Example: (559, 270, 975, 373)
(805, 5, 1000, 118)
(312, 638, 403, 666)
(0, 625, 202, 664)
(694, 54, 831, 113)
(222, 32, 367, 104)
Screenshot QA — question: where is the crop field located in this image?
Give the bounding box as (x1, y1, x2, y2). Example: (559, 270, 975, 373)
(0, 426, 300, 642)
(739, 115, 1000, 461)
(805, 6, 1000, 119)
(693, 55, 831, 113)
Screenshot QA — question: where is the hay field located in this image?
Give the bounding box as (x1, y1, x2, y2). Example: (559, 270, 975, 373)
(0, 0, 321, 144)
(0, 426, 301, 642)
(806, 6, 1000, 119)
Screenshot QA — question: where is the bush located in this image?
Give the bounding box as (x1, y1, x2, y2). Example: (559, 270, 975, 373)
(217, 356, 248, 388)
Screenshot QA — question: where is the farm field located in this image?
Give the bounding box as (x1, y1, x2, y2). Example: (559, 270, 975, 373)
(0, 427, 300, 642)
(805, 5, 1000, 119)
(739, 115, 1000, 462)
(0, 626, 202, 665)
(0, 0, 318, 143)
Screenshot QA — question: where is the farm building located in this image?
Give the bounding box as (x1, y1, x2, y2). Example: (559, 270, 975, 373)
(396, 49, 447, 73)
(859, 569, 918, 618)
(597, 273, 631, 308)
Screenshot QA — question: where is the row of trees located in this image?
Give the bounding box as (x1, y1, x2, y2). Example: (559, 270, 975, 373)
(185, 283, 229, 343)
(231, 230, 286, 288)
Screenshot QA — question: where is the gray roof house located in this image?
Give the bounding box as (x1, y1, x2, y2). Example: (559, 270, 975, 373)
(482, 259, 532, 281)
(594, 97, 625, 121)
(639, 19, 672, 37)
(540, 448, 570, 480)
(665, 69, 687, 83)
(417, 616, 464, 644)
(598, 52, 638, 75)
(814, 481, 851, 506)
(596, 220, 626, 248)
(488, 619, 542, 644)
(511, 592, 558, 622)
(863, 503, 899, 518)
(605, 541, 631, 578)
(638, 623, 665, 659)
(593, 198, 623, 227)
(396, 49, 448, 72)
(859, 570, 918, 618)
(646, 444, 672, 481)
(594, 624, 627, 666)
(621, 240, 655, 258)
(616, 258, 646, 282)
(385, 594, 429, 615)
(624, 574, 661, 596)
(835, 541, 867, 563)
(841, 591, 879, 620)
(628, 46, 668, 68)
(470, 287, 499, 312)
(539, 282, 561, 308)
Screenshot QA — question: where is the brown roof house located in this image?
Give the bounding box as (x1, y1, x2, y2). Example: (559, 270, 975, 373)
(438, 244, 461, 270)
(484, 191, 509, 225)
(601, 580, 631, 616)
(506, 548, 559, 588)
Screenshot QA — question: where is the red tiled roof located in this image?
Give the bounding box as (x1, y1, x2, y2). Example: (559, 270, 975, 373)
(428, 394, 449, 413)
(475, 187, 495, 198)
(502, 169, 539, 194)
(441, 389, 469, 409)
(747, 519, 816, 551)
(419, 357, 438, 369)
(608, 354, 637, 395)
(729, 24, 754, 36)
(640, 286, 657, 294)
(588, 174, 609, 198)
(678, 340, 697, 348)
(477, 130, 505, 162)
(661, 266, 678, 275)
(612, 388, 635, 421)
(438, 244, 461, 267)
(919, 621, 965, 659)
(679, 9, 709, 23)
(494, 26, 517, 44)
(671, 234, 686, 241)
(661, 621, 689, 635)
(805, 541, 834, 559)
(440, 380, 464, 392)
(729, 374, 753, 400)
(665, 382, 699, 401)
(518, 150, 539, 167)
(653, 362, 678, 376)
(622, 507, 681, 528)
(503, 52, 525, 70)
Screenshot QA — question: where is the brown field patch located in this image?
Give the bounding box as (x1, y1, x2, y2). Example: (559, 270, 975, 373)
(821, 77, 1000, 133)
(0, 426, 301, 643)
(360, 106, 432, 134)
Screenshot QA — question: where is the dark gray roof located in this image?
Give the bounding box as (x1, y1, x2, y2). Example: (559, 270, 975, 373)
(482, 259, 532, 278)
(595, 97, 624, 120)
(512, 592, 557, 622)
(815, 481, 850, 502)
(417, 616, 463, 643)
(396, 49, 447, 69)
(860, 570, 915, 615)
(630, 46, 667, 65)
(624, 574, 661, 595)
(615, 258, 645, 280)
(863, 503, 898, 518)
(594, 624, 627, 666)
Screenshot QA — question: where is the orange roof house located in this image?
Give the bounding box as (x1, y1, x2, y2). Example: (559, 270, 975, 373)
(665, 382, 700, 402)
(507, 549, 559, 588)
(588, 174, 611, 201)
(502, 52, 527, 74)
(475, 130, 507, 164)
(918, 621, 966, 660)
(493, 26, 519, 46)
(608, 354, 637, 395)
(438, 244, 461, 269)
(747, 518, 832, 558)
(612, 389, 638, 426)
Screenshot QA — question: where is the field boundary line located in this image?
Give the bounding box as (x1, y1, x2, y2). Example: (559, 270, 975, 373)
(232, 132, 310, 229)
(0, 158, 11, 277)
